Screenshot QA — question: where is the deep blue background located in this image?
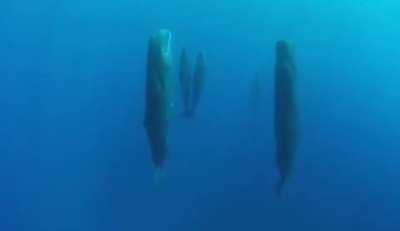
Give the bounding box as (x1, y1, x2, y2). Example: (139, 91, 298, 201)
(0, 0, 399, 230)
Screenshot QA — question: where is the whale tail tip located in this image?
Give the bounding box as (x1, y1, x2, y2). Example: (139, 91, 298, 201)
(274, 178, 285, 197)
(153, 167, 165, 187)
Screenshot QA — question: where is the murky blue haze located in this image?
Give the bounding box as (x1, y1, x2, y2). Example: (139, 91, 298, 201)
(0, 0, 399, 230)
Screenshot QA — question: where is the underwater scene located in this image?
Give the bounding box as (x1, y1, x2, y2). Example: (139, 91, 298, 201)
(0, 0, 399, 230)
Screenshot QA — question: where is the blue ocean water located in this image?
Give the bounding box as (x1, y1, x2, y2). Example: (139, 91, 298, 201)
(0, 0, 399, 230)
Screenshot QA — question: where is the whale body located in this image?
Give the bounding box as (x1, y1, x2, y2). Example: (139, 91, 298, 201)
(144, 29, 173, 170)
(274, 40, 298, 196)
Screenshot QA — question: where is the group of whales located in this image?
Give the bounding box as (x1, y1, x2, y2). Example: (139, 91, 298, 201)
(144, 29, 298, 196)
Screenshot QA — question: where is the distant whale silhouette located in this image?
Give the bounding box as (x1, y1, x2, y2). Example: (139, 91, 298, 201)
(190, 52, 205, 117)
(250, 71, 263, 112)
(179, 48, 192, 117)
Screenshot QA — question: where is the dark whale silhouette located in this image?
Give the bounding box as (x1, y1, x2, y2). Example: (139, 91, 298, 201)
(274, 40, 299, 196)
(143, 29, 173, 171)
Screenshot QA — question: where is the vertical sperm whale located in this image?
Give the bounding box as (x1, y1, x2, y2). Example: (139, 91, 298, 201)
(144, 29, 173, 173)
(179, 49, 192, 117)
(274, 41, 298, 196)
